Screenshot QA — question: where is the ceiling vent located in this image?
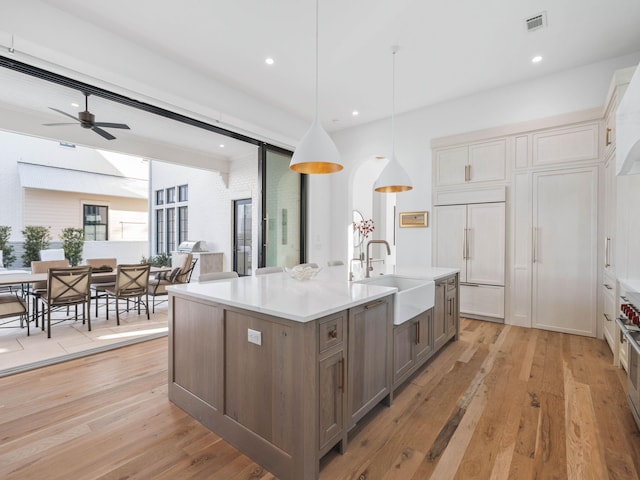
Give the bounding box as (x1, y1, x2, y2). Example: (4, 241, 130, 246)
(525, 12, 547, 32)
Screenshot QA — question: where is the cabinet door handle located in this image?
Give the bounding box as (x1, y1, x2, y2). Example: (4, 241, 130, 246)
(604, 313, 612, 322)
(605, 237, 611, 268)
(604, 284, 613, 290)
(364, 300, 385, 310)
(606, 127, 612, 146)
(466, 228, 470, 260)
(415, 320, 420, 345)
(462, 228, 467, 260)
(338, 358, 345, 391)
(448, 298, 452, 316)
(532, 227, 538, 263)
(328, 328, 338, 339)
(464, 164, 471, 182)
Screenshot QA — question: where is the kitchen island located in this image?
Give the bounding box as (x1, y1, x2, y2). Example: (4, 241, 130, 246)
(167, 266, 458, 480)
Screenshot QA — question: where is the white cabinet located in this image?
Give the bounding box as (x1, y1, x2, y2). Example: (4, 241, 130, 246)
(433, 202, 505, 320)
(434, 139, 507, 187)
(531, 166, 598, 337)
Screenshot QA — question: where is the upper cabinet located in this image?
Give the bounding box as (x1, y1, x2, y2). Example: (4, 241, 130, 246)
(532, 123, 600, 166)
(434, 139, 507, 187)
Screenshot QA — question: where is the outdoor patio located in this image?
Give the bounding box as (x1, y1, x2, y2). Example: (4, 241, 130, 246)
(0, 299, 168, 377)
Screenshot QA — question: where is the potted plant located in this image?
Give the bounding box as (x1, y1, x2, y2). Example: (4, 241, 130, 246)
(0, 225, 16, 268)
(60, 227, 85, 266)
(21, 225, 51, 267)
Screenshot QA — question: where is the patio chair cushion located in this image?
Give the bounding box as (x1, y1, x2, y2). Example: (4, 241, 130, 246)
(155, 267, 181, 283)
(0, 294, 27, 318)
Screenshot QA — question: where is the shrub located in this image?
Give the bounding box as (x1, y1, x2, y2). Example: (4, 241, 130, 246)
(0, 225, 16, 267)
(140, 252, 172, 267)
(60, 227, 85, 266)
(21, 225, 51, 267)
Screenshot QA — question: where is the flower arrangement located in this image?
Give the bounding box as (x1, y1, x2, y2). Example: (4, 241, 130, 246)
(353, 218, 375, 239)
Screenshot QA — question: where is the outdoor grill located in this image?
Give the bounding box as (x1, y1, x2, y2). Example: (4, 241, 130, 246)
(177, 241, 209, 253)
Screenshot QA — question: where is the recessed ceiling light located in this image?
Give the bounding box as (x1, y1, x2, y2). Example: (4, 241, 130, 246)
(71, 102, 79, 107)
(531, 55, 543, 63)
(219, 144, 225, 148)
(265, 57, 274, 65)
(352, 110, 359, 116)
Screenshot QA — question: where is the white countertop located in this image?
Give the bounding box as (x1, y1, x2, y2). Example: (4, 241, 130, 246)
(168, 265, 459, 323)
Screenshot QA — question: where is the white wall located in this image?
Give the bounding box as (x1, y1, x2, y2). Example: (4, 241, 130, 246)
(315, 51, 640, 269)
(150, 150, 259, 272)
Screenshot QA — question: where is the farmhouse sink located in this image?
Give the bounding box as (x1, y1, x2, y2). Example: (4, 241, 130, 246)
(355, 275, 435, 325)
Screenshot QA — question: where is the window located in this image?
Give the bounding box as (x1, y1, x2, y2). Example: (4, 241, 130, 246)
(166, 187, 175, 204)
(166, 208, 176, 252)
(178, 184, 188, 202)
(156, 209, 165, 253)
(154, 184, 187, 254)
(178, 206, 188, 244)
(83, 205, 108, 241)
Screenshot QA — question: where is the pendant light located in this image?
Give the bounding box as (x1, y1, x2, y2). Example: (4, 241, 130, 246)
(289, 0, 343, 174)
(374, 47, 413, 193)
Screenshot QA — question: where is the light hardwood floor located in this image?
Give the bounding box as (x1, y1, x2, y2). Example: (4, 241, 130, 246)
(1, 319, 639, 479)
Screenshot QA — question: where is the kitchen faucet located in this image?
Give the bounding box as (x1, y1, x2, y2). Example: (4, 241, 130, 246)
(366, 240, 391, 278)
(348, 257, 363, 281)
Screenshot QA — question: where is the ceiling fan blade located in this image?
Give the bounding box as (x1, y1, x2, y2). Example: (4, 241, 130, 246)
(43, 122, 78, 126)
(92, 126, 116, 140)
(93, 122, 130, 130)
(48, 107, 80, 122)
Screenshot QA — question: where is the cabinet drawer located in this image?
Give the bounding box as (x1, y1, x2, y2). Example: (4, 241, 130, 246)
(446, 276, 457, 291)
(460, 284, 504, 319)
(318, 314, 344, 353)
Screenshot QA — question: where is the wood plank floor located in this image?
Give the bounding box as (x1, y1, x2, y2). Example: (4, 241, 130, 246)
(1, 319, 639, 479)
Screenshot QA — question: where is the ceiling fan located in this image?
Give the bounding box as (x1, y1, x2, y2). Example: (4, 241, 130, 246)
(44, 92, 130, 140)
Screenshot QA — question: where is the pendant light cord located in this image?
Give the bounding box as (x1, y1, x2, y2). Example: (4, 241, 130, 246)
(315, 0, 319, 118)
(391, 48, 396, 157)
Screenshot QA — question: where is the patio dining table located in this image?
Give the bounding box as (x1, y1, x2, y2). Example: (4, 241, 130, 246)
(0, 266, 171, 286)
(0, 267, 171, 327)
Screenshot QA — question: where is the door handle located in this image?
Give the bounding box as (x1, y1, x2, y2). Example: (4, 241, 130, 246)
(462, 228, 467, 260)
(466, 228, 470, 260)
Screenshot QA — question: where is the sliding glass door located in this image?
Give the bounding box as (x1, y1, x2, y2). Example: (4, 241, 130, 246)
(259, 146, 306, 269)
(233, 198, 252, 276)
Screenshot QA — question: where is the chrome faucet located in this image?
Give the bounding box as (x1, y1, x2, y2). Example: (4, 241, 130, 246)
(366, 240, 391, 278)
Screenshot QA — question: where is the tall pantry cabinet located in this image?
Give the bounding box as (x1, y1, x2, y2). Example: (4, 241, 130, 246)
(601, 67, 636, 368)
(433, 108, 605, 336)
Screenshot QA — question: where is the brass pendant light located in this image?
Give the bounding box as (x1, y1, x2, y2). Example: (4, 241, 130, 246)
(374, 46, 412, 193)
(289, 0, 343, 174)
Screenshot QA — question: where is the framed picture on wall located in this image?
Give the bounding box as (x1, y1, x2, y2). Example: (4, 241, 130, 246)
(399, 211, 428, 228)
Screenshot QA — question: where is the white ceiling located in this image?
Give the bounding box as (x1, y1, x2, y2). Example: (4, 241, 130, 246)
(0, 0, 639, 166)
(37, 0, 640, 130)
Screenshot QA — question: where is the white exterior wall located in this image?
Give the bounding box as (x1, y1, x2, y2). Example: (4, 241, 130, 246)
(23, 188, 147, 241)
(150, 150, 259, 272)
(312, 51, 640, 270)
(0, 129, 149, 243)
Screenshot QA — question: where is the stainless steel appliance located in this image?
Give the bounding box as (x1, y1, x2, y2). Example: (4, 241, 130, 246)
(615, 290, 640, 431)
(177, 241, 209, 253)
